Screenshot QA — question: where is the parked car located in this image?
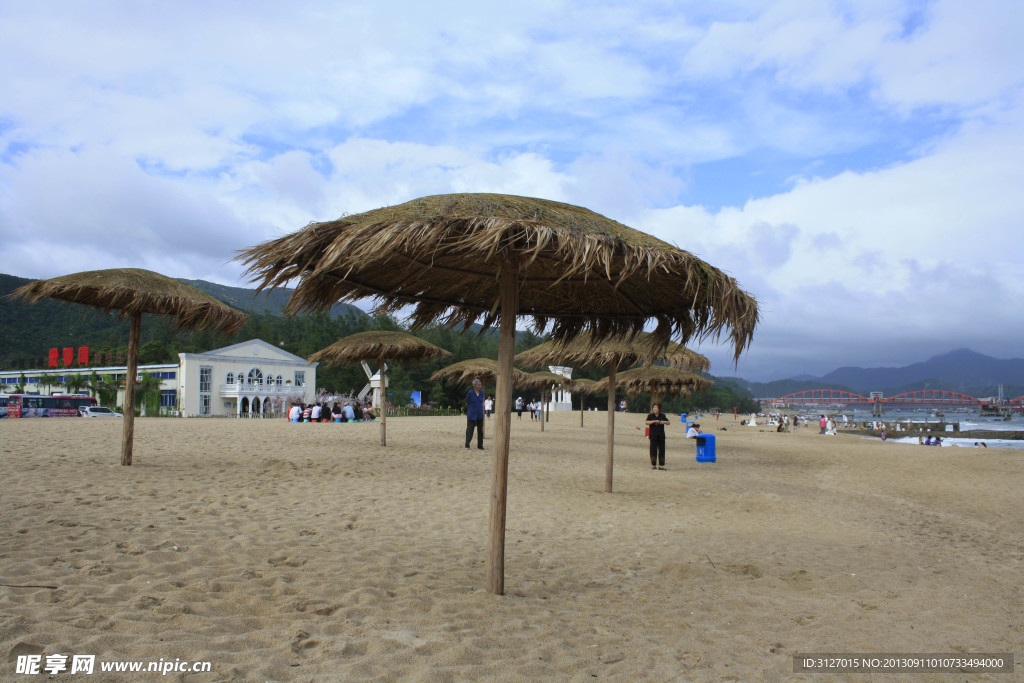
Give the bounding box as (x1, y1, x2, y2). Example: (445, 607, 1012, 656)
(81, 406, 123, 417)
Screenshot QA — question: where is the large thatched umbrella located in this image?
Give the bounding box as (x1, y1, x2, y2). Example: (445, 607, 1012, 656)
(516, 370, 569, 432)
(239, 192, 757, 594)
(592, 366, 714, 408)
(308, 330, 451, 446)
(517, 331, 710, 492)
(11, 268, 248, 466)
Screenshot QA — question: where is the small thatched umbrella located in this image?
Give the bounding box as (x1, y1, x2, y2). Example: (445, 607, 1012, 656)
(569, 377, 598, 427)
(430, 358, 527, 438)
(10, 268, 248, 465)
(308, 330, 451, 446)
(592, 366, 714, 408)
(517, 331, 710, 492)
(429, 358, 527, 387)
(240, 192, 757, 594)
(516, 370, 569, 432)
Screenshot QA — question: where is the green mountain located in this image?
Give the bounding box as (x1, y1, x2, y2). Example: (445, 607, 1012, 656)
(178, 278, 363, 319)
(0, 273, 366, 369)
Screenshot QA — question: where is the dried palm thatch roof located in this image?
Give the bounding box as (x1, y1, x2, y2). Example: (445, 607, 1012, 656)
(10, 268, 249, 468)
(516, 331, 710, 371)
(568, 377, 598, 394)
(10, 268, 249, 334)
(516, 370, 570, 391)
(591, 366, 714, 398)
(429, 358, 527, 386)
(308, 330, 451, 365)
(239, 193, 757, 357)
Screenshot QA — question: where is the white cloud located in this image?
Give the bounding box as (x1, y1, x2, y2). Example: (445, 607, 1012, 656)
(1, 0, 1022, 381)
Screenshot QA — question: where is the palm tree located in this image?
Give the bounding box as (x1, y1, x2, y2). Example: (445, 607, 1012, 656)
(135, 373, 164, 416)
(65, 373, 90, 396)
(38, 372, 61, 396)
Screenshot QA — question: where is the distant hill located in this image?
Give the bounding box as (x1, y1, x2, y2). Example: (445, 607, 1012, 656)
(178, 279, 364, 319)
(719, 376, 856, 399)
(745, 349, 1024, 399)
(0, 272, 366, 369)
(819, 349, 1024, 396)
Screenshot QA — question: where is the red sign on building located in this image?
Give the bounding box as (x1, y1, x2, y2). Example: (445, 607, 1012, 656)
(62, 347, 74, 367)
(78, 346, 90, 365)
(48, 348, 60, 368)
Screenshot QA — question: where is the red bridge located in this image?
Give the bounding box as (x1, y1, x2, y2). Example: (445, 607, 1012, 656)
(766, 389, 1013, 407)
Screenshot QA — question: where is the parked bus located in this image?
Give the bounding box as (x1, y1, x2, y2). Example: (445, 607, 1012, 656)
(1, 394, 98, 418)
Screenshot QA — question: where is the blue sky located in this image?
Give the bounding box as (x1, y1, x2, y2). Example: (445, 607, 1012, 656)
(2, 0, 1022, 381)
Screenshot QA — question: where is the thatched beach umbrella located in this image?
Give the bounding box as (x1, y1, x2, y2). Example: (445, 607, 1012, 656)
(516, 370, 569, 432)
(429, 358, 527, 387)
(308, 330, 451, 446)
(517, 332, 710, 492)
(568, 377, 598, 427)
(11, 268, 248, 466)
(592, 366, 714, 408)
(239, 192, 757, 594)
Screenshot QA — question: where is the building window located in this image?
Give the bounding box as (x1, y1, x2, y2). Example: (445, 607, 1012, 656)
(199, 366, 212, 416)
(247, 368, 263, 386)
(294, 371, 305, 387)
(226, 372, 234, 385)
(276, 375, 283, 386)
(160, 390, 177, 408)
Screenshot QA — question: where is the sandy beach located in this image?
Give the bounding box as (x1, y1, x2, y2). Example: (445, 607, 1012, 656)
(1, 413, 1021, 680)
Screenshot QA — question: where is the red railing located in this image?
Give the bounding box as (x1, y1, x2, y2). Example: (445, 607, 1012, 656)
(768, 389, 988, 406)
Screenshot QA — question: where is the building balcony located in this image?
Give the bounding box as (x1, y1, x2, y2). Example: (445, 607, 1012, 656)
(218, 383, 306, 397)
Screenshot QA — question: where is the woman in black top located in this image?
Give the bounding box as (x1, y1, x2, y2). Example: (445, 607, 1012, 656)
(646, 403, 670, 470)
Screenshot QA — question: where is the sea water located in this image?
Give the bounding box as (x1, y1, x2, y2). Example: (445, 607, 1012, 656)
(795, 409, 1024, 449)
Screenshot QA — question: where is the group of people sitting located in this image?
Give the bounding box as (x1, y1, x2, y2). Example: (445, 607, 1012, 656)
(288, 402, 377, 423)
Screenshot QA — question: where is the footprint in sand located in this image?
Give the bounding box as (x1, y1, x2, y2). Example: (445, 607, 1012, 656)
(290, 630, 320, 657)
(268, 555, 307, 568)
(723, 563, 763, 578)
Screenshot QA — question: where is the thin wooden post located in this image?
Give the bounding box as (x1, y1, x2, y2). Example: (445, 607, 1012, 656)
(487, 258, 518, 595)
(121, 313, 141, 466)
(579, 383, 586, 427)
(605, 363, 616, 493)
(540, 389, 546, 432)
(379, 354, 387, 446)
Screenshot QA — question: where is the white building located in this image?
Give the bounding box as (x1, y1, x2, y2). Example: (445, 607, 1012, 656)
(179, 339, 317, 417)
(549, 365, 574, 411)
(0, 339, 317, 418)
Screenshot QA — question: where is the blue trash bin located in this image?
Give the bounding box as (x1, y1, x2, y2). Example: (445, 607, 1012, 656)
(696, 434, 716, 463)
(680, 412, 687, 423)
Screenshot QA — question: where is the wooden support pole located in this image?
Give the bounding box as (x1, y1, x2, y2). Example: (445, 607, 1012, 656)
(487, 258, 518, 595)
(605, 363, 616, 493)
(120, 313, 141, 466)
(379, 354, 387, 446)
(540, 389, 546, 432)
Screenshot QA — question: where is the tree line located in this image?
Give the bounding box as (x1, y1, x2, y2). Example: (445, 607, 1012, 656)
(1, 273, 759, 414)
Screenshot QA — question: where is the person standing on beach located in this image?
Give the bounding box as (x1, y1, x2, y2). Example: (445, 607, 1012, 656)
(484, 395, 493, 419)
(646, 403, 670, 470)
(515, 396, 524, 421)
(465, 378, 485, 450)
(818, 415, 827, 434)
